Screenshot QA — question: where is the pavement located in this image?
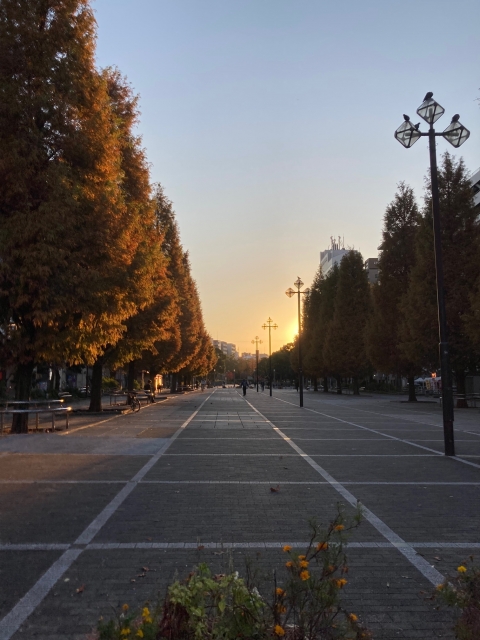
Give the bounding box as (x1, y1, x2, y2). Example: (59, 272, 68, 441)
(0, 388, 479, 639)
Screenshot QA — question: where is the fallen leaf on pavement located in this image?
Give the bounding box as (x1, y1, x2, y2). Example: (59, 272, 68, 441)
(76, 585, 85, 594)
(270, 486, 280, 492)
(197, 545, 205, 550)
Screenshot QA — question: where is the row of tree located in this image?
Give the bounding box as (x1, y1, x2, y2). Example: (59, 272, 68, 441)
(0, 0, 216, 430)
(299, 153, 480, 401)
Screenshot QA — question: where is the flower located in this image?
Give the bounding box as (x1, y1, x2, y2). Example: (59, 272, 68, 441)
(316, 542, 328, 551)
(276, 587, 285, 596)
(334, 524, 345, 531)
(300, 570, 310, 581)
(349, 613, 358, 622)
(335, 578, 348, 588)
(282, 545, 292, 552)
(457, 565, 467, 573)
(300, 560, 309, 568)
(136, 631, 144, 639)
(276, 604, 287, 613)
(122, 604, 129, 612)
(298, 555, 306, 560)
(286, 561, 293, 568)
(274, 625, 285, 636)
(120, 629, 131, 637)
(141, 607, 150, 618)
(436, 584, 444, 591)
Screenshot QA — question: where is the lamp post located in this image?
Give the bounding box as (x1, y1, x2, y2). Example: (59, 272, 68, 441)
(286, 277, 310, 407)
(233, 368, 235, 389)
(251, 336, 263, 392)
(394, 92, 470, 457)
(262, 317, 278, 397)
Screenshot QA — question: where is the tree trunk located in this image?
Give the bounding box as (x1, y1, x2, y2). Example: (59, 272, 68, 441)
(127, 360, 135, 392)
(88, 359, 103, 412)
(407, 375, 417, 402)
(455, 370, 468, 408)
(336, 376, 342, 394)
(11, 361, 34, 433)
(323, 376, 329, 393)
(170, 373, 177, 393)
(353, 377, 359, 395)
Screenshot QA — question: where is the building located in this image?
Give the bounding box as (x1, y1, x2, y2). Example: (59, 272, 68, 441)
(471, 166, 480, 209)
(212, 339, 238, 358)
(320, 236, 348, 277)
(364, 257, 379, 284)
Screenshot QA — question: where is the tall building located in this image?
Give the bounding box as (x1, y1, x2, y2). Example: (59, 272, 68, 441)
(320, 236, 348, 277)
(212, 339, 239, 359)
(364, 257, 379, 284)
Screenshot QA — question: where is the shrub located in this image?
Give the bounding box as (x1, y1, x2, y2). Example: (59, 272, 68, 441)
(434, 557, 480, 639)
(102, 377, 120, 390)
(96, 507, 371, 639)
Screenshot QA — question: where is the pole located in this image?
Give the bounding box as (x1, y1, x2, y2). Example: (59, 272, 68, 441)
(298, 290, 304, 408)
(256, 349, 259, 392)
(268, 325, 272, 397)
(428, 127, 455, 456)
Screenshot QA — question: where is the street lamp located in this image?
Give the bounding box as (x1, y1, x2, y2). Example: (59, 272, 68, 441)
(262, 317, 278, 397)
(285, 277, 310, 407)
(394, 92, 470, 457)
(251, 336, 263, 392)
(233, 368, 235, 389)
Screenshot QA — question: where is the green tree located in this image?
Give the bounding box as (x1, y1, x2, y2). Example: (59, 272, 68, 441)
(365, 182, 421, 401)
(324, 251, 371, 394)
(400, 153, 480, 406)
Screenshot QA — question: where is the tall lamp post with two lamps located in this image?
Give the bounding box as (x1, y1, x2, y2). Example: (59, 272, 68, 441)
(394, 92, 470, 457)
(262, 317, 278, 397)
(285, 277, 310, 407)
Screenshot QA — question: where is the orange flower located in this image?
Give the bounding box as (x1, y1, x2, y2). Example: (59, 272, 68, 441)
(122, 604, 129, 612)
(335, 578, 348, 588)
(316, 542, 328, 551)
(300, 570, 310, 581)
(300, 560, 309, 568)
(274, 625, 285, 636)
(276, 604, 287, 613)
(286, 561, 293, 568)
(334, 524, 345, 531)
(349, 613, 358, 622)
(282, 545, 292, 552)
(276, 587, 285, 596)
(298, 555, 306, 560)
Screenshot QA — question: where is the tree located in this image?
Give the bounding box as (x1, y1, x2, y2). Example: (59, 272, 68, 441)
(365, 182, 421, 401)
(323, 252, 371, 394)
(0, 0, 144, 430)
(400, 153, 480, 406)
(303, 268, 323, 390)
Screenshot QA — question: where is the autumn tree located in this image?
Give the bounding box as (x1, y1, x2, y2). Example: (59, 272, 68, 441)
(323, 251, 371, 394)
(303, 268, 323, 390)
(400, 153, 480, 406)
(0, 0, 149, 430)
(365, 182, 421, 401)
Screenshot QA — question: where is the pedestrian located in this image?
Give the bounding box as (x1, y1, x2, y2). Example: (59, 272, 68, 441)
(261, 380, 265, 392)
(241, 379, 247, 396)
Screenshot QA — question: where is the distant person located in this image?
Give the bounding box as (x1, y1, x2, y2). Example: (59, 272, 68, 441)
(261, 380, 265, 392)
(241, 379, 247, 396)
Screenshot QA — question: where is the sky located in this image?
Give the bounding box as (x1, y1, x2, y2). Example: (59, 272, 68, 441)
(93, 0, 479, 354)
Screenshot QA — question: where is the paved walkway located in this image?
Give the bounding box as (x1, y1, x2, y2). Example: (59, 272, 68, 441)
(0, 389, 479, 638)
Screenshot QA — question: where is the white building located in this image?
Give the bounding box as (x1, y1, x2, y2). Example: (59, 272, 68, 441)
(471, 167, 480, 209)
(320, 236, 348, 277)
(212, 339, 238, 358)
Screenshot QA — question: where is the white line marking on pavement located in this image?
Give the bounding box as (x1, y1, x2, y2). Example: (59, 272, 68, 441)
(240, 393, 445, 587)
(162, 453, 439, 457)
(275, 396, 480, 470)
(0, 391, 215, 640)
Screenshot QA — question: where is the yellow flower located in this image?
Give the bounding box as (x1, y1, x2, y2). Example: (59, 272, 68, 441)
(300, 570, 310, 581)
(436, 584, 444, 591)
(136, 631, 144, 639)
(141, 607, 150, 618)
(316, 542, 328, 551)
(457, 565, 467, 573)
(276, 604, 287, 613)
(122, 604, 129, 612)
(282, 545, 292, 552)
(349, 613, 358, 622)
(274, 625, 285, 636)
(286, 561, 293, 568)
(298, 555, 306, 560)
(334, 524, 345, 531)
(300, 560, 309, 568)
(276, 587, 285, 596)
(120, 629, 131, 637)
(335, 578, 348, 588)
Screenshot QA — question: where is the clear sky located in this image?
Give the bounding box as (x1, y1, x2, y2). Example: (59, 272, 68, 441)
(93, 0, 479, 354)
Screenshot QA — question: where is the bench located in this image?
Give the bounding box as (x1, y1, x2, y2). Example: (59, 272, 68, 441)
(0, 406, 72, 434)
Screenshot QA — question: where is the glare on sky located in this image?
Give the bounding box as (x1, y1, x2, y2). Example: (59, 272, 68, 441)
(94, 0, 480, 352)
